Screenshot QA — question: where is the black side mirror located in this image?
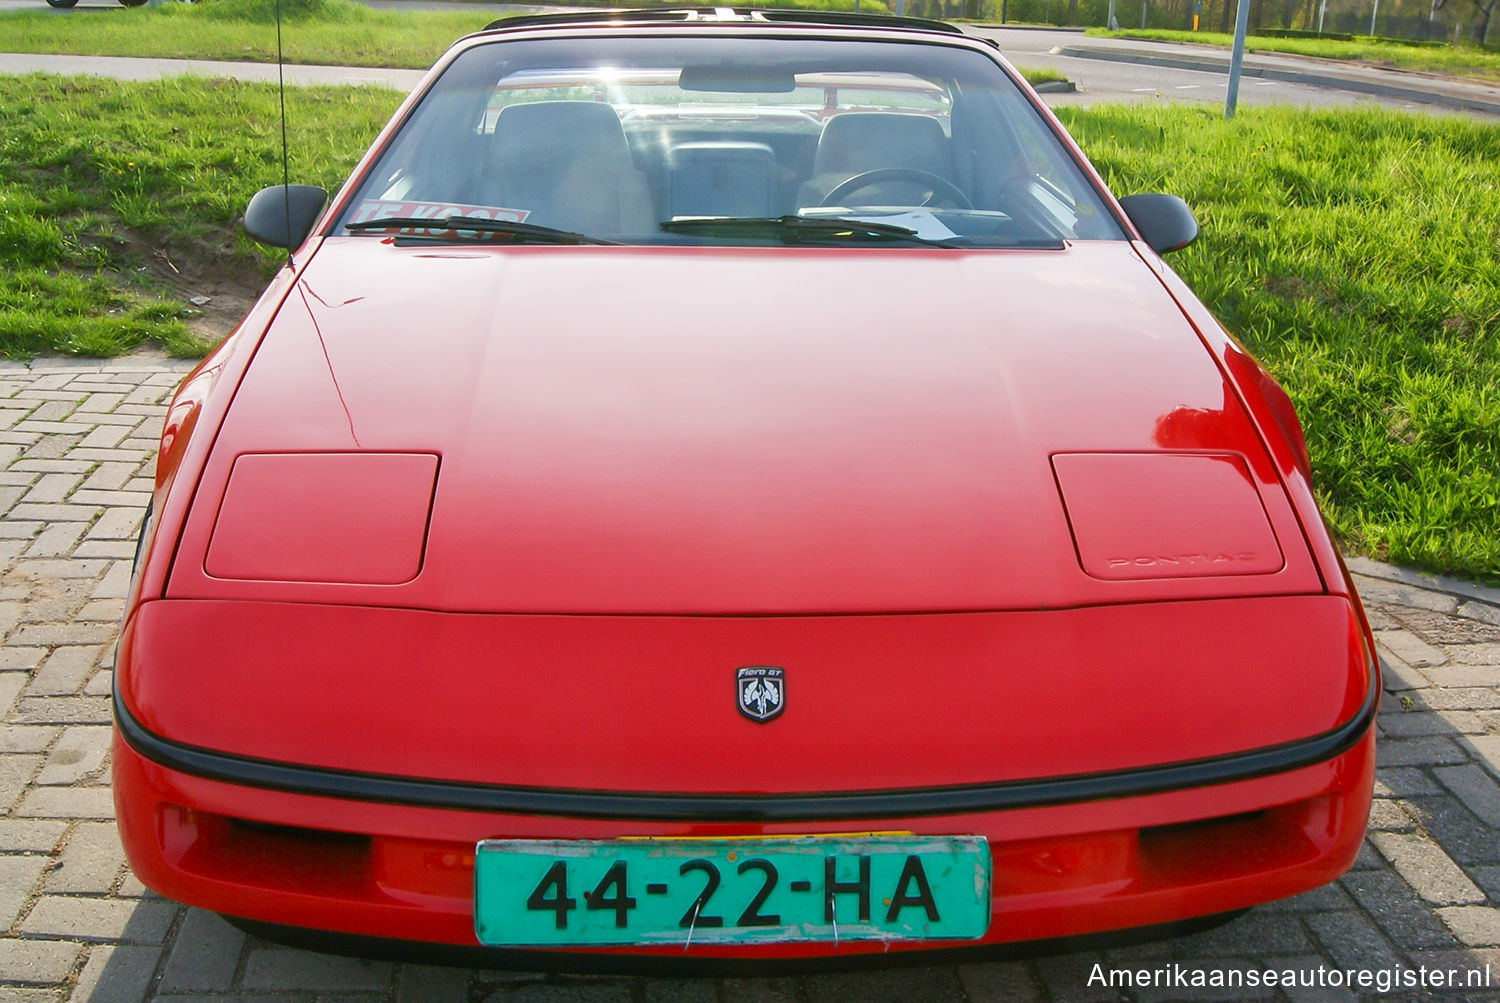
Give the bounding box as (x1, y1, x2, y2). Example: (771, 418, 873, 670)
(244, 184, 328, 249)
(1117, 193, 1198, 255)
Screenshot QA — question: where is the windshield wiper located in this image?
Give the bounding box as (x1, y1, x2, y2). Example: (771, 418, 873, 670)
(345, 216, 620, 246)
(659, 215, 961, 248)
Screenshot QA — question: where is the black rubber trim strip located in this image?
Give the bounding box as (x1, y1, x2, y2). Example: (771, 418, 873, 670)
(114, 654, 1377, 823)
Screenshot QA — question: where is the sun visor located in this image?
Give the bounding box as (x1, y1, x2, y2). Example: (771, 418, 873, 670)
(205, 453, 438, 585)
(1052, 452, 1285, 580)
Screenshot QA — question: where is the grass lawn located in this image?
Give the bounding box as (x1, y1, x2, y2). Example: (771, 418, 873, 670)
(1087, 28, 1500, 83)
(1, 76, 1495, 577)
(1059, 102, 1499, 580)
(0, 0, 883, 70)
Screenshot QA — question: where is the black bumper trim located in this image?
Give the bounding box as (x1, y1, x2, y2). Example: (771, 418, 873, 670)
(114, 655, 1377, 823)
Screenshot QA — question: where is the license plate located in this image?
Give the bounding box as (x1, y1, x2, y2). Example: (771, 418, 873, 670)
(474, 835, 991, 947)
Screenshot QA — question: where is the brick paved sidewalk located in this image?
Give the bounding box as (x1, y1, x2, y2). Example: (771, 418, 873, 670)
(1, 356, 1497, 1002)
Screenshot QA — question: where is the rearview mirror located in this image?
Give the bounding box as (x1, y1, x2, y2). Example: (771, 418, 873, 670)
(1117, 193, 1198, 255)
(678, 63, 797, 93)
(244, 184, 328, 249)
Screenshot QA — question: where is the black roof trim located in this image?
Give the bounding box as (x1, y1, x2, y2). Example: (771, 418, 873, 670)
(482, 8, 966, 36)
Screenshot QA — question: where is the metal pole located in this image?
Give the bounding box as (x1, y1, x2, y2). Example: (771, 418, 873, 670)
(1107, 0, 1119, 29)
(1141, 0, 1148, 26)
(1317, 0, 1326, 32)
(1368, 0, 1379, 33)
(1225, 0, 1250, 117)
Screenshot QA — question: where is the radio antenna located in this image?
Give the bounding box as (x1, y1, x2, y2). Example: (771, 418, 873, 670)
(275, 0, 294, 268)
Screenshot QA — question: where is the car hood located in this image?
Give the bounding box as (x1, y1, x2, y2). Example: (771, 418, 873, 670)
(169, 238, 1320, 613)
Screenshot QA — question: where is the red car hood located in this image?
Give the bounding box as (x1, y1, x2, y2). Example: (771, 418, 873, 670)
(169, 239, 1320, 613)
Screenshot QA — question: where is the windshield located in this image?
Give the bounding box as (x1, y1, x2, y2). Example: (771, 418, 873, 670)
(337, 34, 1125, 247)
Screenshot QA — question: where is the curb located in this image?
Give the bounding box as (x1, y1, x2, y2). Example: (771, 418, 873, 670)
(1055, 43, 1500, 115)
(1031, 78, 1078, 91)
(1346, 556, 1500, 610)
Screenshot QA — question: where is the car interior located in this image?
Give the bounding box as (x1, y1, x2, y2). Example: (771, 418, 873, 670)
(341, 36, 1124, 246)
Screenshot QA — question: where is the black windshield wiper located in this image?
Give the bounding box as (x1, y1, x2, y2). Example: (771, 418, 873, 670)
(345, 216, 620, 246)
(659, 215, 961, 248)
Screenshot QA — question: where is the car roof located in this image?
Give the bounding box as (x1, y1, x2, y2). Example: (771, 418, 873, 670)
(479, 7, 969, 38)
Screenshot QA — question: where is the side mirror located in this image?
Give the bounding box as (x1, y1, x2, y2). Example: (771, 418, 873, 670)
(244, 184, 328, 249)
(1117, 193, 1198, 255)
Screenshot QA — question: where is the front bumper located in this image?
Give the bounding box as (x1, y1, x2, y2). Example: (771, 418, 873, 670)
(113, 717, 1374, 957)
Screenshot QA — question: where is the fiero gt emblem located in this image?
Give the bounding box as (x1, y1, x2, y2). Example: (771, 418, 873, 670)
(736, 666, 785, 723)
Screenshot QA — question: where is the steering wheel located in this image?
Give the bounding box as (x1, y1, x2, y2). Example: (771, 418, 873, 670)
(820, 169, 972, 209)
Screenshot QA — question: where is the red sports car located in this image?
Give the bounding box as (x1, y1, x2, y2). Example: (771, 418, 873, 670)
(113, 8, 1376, 964)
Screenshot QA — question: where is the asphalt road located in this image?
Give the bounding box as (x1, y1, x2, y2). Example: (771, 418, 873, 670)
(968, 25, 1472, 111)
(0, 0, 1481, 113)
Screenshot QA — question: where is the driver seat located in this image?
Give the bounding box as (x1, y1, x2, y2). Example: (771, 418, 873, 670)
(797, 112, 956, 209)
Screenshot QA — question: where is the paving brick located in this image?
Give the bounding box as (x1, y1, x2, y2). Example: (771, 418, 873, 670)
(1379, 708, 1483, 737)
(1407, 949, 1500, 991)
(241, 947, 394, 991)
(1422, 665, 1500, 688)
(1030, 952, 1130, 1002)
(0, 521, 43, 540)
(0, 854, 49, 929)
(1422, 687, 1500, 711)
(91, 561, 133, 600)
(26, 647, 103, 698)
(1369, 831, 1485, 906)
(1457, 601, 1500, 628)
(484, 986, 633, 1003)
(1376, 736, 1470, 767)
(86, 507, 146, 541)
(35, 726, 111, 787)
(19, 895, 176, 943)
(0, 727, 57, 755)
(1468, 735, 1500, 779)
(14, 786, 115, 820)
(1375, 629, 1450, 667)
(1304, 909, 1404, 972)
(6, 624, 118, 647)
(804, 968, 966, 1003)
(76, 424, 132, 450)
(19, 473, 83, 505)
(1350, 577, 1459, 614)
(0, 674, 23, 717)
(1403, 794, 1500, 868)
(44, 821, 125, 895)
(73, 943, 161, 1003)
(1365, 798, 1414, 831)
(1433, 763, 1500, 828)
(1450, 642, 1500, 665)
(9, 696, 112, 726)
(0, 937, 84, 985)
(1340, 869, 1456, 950)
(159, 909, 247, 993)
(6, 503, 98, 522)
(76, 597, 127, 620)
(720, 977, 803, 1003)
(22, 521, 86, 559)
(0, 754, 43, 814)
(0, 820, 65, 853)
(1438, 905, 1500, 947)
(393, 963, 474, 1003)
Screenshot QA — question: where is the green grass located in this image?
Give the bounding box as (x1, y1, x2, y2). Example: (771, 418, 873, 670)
(1087, 28, 1500, 83)
(1059, 102, 1500, 580)
(0, 0, 886, 69)
(1021, 65, 1071, 85)
(2, 77, 1496, 576)
(0, 74, 401, 357)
